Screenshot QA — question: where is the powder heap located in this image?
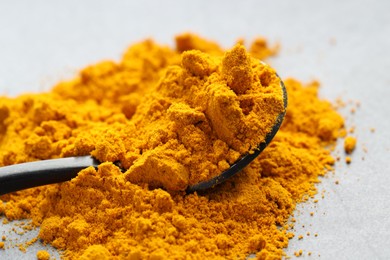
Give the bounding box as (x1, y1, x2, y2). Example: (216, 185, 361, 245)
(0, 34, 345, 259)
(0, 39, 284, 191)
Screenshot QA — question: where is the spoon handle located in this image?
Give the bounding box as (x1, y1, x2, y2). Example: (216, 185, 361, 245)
(0, 156, 99, 196)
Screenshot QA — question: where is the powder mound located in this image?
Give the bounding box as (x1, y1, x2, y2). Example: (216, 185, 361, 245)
(249, 37, 279, 60)
(0, 33, 347, 259)
(124, 45, 284, 188)
(0, 40, 283, 191)
(176, 33, 223, 55)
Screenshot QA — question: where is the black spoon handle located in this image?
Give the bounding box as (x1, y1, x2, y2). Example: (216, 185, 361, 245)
(0, 156, 99, 196)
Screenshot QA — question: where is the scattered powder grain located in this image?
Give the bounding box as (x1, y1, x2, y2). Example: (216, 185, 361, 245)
(294, 249, 303, 257)
(37, 250, 50, 260)
(346, 156, 352, 164)
(344, 136, 357, 154)
(0, 33, 348, 259)
(18, 244, 26, 253)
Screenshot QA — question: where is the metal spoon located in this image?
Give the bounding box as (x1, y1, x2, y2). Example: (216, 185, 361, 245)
(0, 76, 287, 196)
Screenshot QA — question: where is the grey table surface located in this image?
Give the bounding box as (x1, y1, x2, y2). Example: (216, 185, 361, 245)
(1, 0, 389, 259)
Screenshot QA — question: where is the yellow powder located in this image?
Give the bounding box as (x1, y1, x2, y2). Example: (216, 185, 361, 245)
(79, 245, 111, 260)
(346, 156, 352, 164)
(344, 136, 357, 154)
(294, 250, 303, 256)
(124, 44, 284, 188)
(19, 244, 27, 252)
(176, 33, 224, 55)
(37, 250, 50, 260)
(249, 37, 279, 60)
(0, 33, 348, 259)
(0, 40, 284, 191)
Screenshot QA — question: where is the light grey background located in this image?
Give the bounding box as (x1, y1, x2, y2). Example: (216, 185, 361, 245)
(1, 0, 389, 259)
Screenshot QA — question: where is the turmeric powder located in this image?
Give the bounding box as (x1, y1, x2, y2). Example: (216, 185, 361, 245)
(0, 33, 346, 259)
(344, 136, 357, 154)
(1, 41, 284, 191)
(36, 250, 50, 260)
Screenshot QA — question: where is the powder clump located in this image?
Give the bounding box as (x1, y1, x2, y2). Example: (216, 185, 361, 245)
(221, 44, 254, 94)
(344, 136, 357, 154)
(36, 250, 50, 260)
(0, 33, 348, 259)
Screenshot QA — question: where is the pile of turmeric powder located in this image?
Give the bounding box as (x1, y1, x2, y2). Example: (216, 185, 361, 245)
(1, 39, 284, 191)
(0, 34, 345, 259)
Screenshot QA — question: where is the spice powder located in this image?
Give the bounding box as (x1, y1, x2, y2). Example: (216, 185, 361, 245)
(0, 33, 346, 259)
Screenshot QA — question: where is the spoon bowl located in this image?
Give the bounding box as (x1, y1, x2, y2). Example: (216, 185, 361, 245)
(187, 75, 287, 192)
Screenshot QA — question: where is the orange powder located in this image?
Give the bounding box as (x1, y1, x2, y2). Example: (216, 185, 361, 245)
(0, 34, 346, 259)
(36, 250, 50, 260)
(344, 136, 357, 154)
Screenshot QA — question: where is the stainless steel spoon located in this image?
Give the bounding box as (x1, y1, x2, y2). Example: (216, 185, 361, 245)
(0, 77, 287, 195)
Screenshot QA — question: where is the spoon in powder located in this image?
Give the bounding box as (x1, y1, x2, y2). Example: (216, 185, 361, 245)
(0, 76, 287, 196)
